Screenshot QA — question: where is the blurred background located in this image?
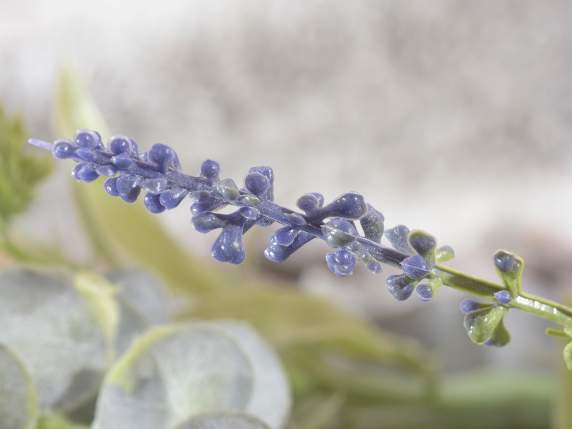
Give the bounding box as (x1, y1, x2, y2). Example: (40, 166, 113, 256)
(1, 1, 572, 428)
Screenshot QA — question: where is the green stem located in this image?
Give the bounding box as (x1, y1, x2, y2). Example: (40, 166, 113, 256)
(436, 264, 572, 332)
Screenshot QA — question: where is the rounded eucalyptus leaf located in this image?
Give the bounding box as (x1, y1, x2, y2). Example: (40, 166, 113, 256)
(93, 324, 254, 429)
(0, 344, 38, 429)
(195, 321, 290, 429)
(0, 268, 110, 411)
(106, 270, 172, 325)
(175, 412, 270, 429)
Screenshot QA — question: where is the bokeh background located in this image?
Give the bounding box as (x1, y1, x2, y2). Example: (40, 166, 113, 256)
(1, 1, 572, 428)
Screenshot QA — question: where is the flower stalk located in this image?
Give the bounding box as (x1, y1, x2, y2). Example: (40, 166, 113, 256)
(28, 130, 572, 368)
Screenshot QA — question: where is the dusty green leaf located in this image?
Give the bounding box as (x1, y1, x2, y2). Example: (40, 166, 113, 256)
(0, 344, 38, 429)
(54, 69, 225, 293)
(0, 268, 109, 412)
(175, 413, 271, 429)
(94, 322, 290, 429)
(106, 270, 173, 326)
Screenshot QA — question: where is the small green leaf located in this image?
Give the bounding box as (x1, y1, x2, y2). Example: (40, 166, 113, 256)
(175, 413, 270, 429)
(0, 344, 38, 429)
(464, 306, 507, 345)
(486, 318, 511, 347)
(494, 250, 524, 296)
(435, 245, 455, 263)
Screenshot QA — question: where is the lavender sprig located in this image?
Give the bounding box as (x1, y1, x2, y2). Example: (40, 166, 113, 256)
(29, 130, 572, 368)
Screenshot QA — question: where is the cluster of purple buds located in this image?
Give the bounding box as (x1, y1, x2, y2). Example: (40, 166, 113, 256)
(30, 130, 457, 297)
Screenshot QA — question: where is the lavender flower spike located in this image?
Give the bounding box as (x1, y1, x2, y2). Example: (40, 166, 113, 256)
(29, 130, 572, 368)
(29, 129, 413, 275)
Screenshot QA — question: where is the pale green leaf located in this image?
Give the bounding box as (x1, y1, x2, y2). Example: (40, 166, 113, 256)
(0, 344, 38, 429)
(0, 268, 108, 412)
(94, 322, 289, 429)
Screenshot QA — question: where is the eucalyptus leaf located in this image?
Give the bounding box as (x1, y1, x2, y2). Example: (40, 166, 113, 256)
(93, 322, 290, 429)
(194, 321, 291, 429)
(0, 344, 38, 429)
(0, 268, 109, 411)
(55, 70, 225, 293)
(175, 413, 271, 429)
(106, 270, 174, 355)
(106, 270, 173, 326)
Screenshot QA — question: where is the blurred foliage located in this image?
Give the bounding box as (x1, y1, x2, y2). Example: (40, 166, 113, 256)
(0, 107, 52, 233)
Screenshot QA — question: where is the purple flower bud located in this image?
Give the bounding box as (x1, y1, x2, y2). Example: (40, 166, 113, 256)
(326, 249, 356, 277)
(265, 231, 314, 262)
(72, 163, 99, 182)
(159, 188, 188, 209)
(271, 227, 299, 247)
(192, 212, 227, 233)
(400, 255, 430, 279)
(109, 135, 138, 156)
(245, 172, 270, 196)
(240, 206, 260, 220)
(416, 282, 433, 301)
(385, 225, 413, 254)
(52, 140, 76, 159)
(75, 130, 103, 149)
(116, 175, 140, 197)
(297, 193, 324, 214)
(494, 290, 512, 305)
(494, 251, 519, 273)
(144, 193, 165, 214)
(386, 274, 415, 301)
(190, 191, 223, 215)
(360, 205, 384, 242)
(104, 177, 120, 196)
(147, 143, 180, 172)
(459, 299, 485, 314)
(249, 166, 274, 201)
(408, 231, 437, 259)
(120, 186, 141, 203)
(317, 192, 367, 221)
(75, 148, 99, 163)
(200, 159, 220, 180)
(111, 154, 135, 170)
(322, 218, 357, 248)
(212, 225, 245, 264)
